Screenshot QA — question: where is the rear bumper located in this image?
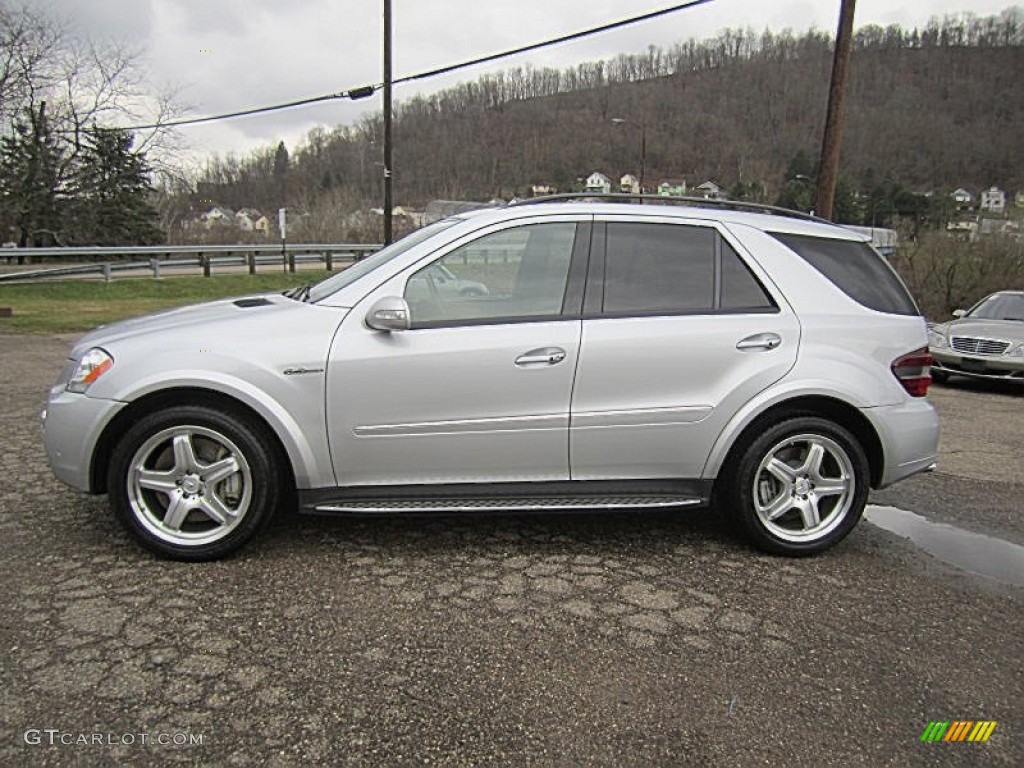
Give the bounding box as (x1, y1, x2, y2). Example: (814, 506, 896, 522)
(864, 399, 940, 489)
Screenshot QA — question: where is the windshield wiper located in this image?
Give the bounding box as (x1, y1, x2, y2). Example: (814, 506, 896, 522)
(285, 283, 312, 302)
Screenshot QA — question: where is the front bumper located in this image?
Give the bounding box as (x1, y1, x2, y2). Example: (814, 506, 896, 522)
(42, 389, 125, 493)
(931, 348, 1024, 382)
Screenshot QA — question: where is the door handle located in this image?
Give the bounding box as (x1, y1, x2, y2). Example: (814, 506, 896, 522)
(736, 333, 782, 351)
(515, 347, 567, 367)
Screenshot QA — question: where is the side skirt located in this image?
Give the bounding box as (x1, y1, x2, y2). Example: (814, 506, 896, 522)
(297, 479, 712, 517)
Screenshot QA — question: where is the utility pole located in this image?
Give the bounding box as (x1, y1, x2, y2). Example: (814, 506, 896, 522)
(815, 0, 856, 221)
(383, 0, 394, 245)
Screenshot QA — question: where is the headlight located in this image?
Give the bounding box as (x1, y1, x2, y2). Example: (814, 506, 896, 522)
(1009, 344, 1024, 359)
(927, 329, 948, 349)
(67, 348, 114, 393)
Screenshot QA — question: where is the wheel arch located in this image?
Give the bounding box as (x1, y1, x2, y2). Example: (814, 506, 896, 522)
(90, 387, 298, 495)
(708, 395, 885, 490)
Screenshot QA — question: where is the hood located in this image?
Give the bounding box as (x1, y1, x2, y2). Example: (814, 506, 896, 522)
(935, 317, 1024, 341)
(71, 293, 299, 358)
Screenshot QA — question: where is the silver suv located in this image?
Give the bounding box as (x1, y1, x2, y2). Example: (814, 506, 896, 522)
(42, 197, 939, 560)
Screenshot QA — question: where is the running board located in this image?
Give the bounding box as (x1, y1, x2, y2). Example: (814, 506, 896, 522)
(312, 494, 705, 515)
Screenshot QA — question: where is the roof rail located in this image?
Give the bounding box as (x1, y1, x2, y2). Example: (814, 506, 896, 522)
(508, 193, 833, 224)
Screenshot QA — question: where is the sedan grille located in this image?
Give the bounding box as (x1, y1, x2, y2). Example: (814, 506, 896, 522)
(951, 336, 1011, 355)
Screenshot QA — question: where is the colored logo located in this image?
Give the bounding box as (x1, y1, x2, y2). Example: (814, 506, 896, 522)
(921, 721, 997, 742)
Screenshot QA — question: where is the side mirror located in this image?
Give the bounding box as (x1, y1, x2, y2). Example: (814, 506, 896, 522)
(365, 296, 411, 332)
(952, 309, 966, 318)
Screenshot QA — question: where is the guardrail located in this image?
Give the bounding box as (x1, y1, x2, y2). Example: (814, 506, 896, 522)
(0, 243, 382, 283)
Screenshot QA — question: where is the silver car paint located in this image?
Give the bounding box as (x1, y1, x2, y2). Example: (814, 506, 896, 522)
(60, 296, 347, 489)
(43, 202, 939, 500)
(326, 213, 591, 485)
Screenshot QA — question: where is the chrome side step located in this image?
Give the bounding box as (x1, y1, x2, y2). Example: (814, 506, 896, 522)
(313, 494, 704, 515)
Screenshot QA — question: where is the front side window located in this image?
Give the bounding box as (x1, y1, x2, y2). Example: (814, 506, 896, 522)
(405, 223, 577, 327)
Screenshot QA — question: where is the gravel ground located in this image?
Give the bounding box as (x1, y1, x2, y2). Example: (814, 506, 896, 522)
(1, 333, 1021, 767)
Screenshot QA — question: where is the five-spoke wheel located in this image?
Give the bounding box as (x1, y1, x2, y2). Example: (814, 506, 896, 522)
(109, 405, 281, 560)
(723, 417, 869, 555)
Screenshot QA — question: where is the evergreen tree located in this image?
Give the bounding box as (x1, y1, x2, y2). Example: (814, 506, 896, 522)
(0, 102, 64, 253)
(67, 126, 163, 245)
(273, 140, 289, 208)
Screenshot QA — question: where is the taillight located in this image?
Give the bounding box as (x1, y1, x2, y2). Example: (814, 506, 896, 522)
(891, 347, 933, 397)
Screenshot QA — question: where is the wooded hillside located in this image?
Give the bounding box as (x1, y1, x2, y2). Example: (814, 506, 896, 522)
(188, 10, 1024, 239)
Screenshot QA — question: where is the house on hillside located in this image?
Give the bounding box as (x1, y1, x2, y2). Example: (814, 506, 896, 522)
(393, 206, 426, 228)
(658, 178, 687, 197)
(619, 174, 640, 194)
(235, 208, 264, 232)
(585, 172, 611, 194)
(980, 186, 1006, 213)
(253, 214, 272, 236)
(951, 188, 975, 210)
(946, 219, 977, 241)
(201, 206, 235, 228)
(531, 184, 556, 196)
(694, 181, 725, 200)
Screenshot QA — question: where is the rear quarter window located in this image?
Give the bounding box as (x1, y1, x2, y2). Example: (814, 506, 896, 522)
(768, 232, 919, 316)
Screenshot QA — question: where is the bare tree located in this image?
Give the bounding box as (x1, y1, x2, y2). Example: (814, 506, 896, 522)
(0, 1, 186, 175)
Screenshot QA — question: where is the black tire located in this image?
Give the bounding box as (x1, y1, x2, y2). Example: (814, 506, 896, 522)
(720, 416, 869, 556)
(108, 405, 283, 561)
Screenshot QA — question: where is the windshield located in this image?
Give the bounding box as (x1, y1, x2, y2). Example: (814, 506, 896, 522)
(968, 293, 1024, 321)
(306, 219, 459, 303)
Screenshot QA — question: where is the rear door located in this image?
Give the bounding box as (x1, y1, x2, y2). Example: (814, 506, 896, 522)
(570, 216, 800, 480)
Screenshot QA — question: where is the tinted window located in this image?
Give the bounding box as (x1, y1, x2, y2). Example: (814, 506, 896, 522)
(721, 240, 776, 310)
(605, 223, 714, 313)
(405, 223, 576, 326)
(769, 232, 918, 315)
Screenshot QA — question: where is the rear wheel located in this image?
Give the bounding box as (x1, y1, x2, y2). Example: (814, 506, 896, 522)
(722, 417, 869, 556)
(108, 405, 282, 560)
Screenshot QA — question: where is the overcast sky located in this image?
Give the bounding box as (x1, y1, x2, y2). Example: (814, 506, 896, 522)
(36, 0, 1016, 164)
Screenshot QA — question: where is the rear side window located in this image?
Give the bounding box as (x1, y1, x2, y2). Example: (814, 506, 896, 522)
(769, 232, 918, 315)
(602, 223, 776, 315)
(605, 223, 713, 313)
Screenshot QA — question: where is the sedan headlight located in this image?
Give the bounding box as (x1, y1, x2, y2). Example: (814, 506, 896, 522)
(67, 348, 114, 393)
(1009, 344, 1024, 359)
(927, 329, 948, 349)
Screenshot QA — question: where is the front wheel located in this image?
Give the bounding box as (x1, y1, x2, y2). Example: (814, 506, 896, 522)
(108, 405, 283, 561)
(721, 417, 869, 556)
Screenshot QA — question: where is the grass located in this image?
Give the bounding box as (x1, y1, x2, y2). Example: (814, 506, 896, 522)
(0, 272, 330, 334)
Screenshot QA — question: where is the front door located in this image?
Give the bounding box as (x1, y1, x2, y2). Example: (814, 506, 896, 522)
(327, 219, 588, 486)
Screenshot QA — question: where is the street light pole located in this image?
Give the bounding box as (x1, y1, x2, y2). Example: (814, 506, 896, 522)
(611, 117, 646, 193)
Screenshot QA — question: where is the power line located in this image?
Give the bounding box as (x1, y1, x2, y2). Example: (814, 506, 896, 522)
(392, 0, 714, 86)
(123, 0, 714, 131)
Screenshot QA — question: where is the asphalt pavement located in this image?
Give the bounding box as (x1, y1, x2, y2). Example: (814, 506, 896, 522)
(1, 333, 1021, 767)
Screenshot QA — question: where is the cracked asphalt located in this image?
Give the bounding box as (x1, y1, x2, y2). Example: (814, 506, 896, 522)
(1, 333, 1021, 767)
